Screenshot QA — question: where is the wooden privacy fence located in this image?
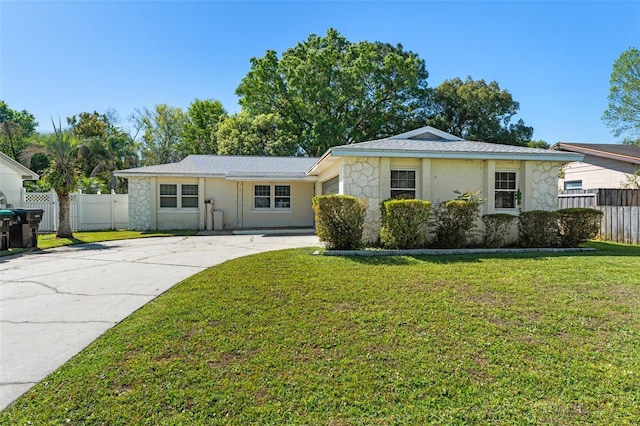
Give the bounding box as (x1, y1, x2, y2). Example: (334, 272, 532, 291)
(20, 188, 128, 233)
(558, 189, 640, 244)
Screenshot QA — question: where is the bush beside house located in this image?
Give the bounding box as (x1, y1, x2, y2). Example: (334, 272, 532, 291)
(312, 195, 367, 250)
(315, 195, 604, 251)
(380, 199, 431, 249)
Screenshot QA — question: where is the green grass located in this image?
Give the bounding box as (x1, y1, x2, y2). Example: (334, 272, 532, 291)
(0, 230, 198, 256)
(2, 242, 639, 424)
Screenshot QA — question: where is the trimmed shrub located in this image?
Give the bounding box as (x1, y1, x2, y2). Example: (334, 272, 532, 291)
(558, 208, 604, 247)
(312, 195, 367, 250)
(432, 199, 481, 248)
(518, 210, 560, 248)
(380, 199, 432, 249)
(482, 213, 517, 248)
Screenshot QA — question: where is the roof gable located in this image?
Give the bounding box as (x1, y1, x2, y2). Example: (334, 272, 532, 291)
(0, 151, 39, 180)
(389, 126, 464, 141)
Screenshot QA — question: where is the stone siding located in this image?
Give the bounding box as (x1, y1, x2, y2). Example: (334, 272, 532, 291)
(128, 177, 153, 230)
(531, 162, 559, 211)
(342, 157, 381, 243)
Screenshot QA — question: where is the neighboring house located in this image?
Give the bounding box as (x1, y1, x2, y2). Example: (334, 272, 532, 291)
(0, 151, 39, 208)
(116, 126, 582, 243)
(552, 143, 640, 190)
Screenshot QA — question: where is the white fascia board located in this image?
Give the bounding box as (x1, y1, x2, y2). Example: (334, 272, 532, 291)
(330, 149, 584, 162)
(391, 126, 464, 141)
(225, 175, 317, 182)
(114, 171, 227, 178)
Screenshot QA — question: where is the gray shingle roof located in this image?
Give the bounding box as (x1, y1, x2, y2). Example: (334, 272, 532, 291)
(327, 138, 582, 162)
(116, 155, 319, 178)
(554, 143, 640, 164)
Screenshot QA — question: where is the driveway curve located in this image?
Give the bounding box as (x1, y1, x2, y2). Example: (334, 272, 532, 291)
(0, 233, 320, 410)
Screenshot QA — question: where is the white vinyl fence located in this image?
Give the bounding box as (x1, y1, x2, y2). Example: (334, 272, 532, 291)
(20, 188, 128, 232)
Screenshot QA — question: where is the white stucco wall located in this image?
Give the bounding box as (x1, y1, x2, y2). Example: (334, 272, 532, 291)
(0, 166, 24, 208)
(337, 157, 562, 244)
(240, 181, 315, 229)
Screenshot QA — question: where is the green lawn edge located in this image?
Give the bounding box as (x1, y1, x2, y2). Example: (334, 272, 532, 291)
(1, 242, 639, 424)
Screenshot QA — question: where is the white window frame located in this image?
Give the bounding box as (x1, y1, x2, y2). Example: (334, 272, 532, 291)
(253, 184, 291, 211)
(390, 169, 417, 199)
(159, 184, 199, 209)
(564, 180, 583, 190)
(494, 171, 518, 209)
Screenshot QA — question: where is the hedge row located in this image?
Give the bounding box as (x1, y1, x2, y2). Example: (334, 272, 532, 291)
(313, 195, 603, 250)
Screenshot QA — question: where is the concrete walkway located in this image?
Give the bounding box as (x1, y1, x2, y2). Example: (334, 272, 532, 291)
(0, 233, 320, 410)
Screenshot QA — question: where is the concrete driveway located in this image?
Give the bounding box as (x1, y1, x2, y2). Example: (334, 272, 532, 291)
(0, 233, 320, 410)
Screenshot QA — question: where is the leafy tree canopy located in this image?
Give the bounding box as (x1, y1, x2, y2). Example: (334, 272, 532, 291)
(527, 140, 550, 149)
(67, 110, 138, 192)
(236, 28, 430, 157)
(602, 47, 640, 142)
(183, 99, 228, 155)
(217, 111, 297, 156)
(132, 104, 188, 166)
(426, 76, 533, 146)
(0, 100, 39, 160)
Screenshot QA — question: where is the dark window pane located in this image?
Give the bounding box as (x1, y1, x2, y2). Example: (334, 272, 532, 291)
(160, 184, 177, 196)
(181, 197, 198, 208)
(182, 184, 198, 196)
(495, 191, 515, 209)
(254, 185, 270, 197)
(254, 197, 270, 208)
(160, 197, 177, 208)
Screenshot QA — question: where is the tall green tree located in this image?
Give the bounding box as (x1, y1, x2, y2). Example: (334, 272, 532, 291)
(0, 100, 38, 161)
(217, 112, 297, 156)
(183, 99, 228, 155)
(132, 104, 187, 165)
(426, 76, 533, 146)
(236, 28, 430, 157)
(602, 47, 640, 144)
(21, 121, 81, 238)
(68, 111, 138, 192)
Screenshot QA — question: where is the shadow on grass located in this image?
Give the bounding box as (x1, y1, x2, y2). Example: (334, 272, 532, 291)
(334, 241, 640, 266)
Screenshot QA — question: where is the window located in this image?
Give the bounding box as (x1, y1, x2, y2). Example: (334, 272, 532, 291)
(274, 185, 291, 208)
(390, 170, 416, 199)
(159, 184, 198, 209)
(564, 180, 583, 190)
(159, 184, 178, 208)
(181, 184, 199, 208)
(254, 185, 271, 208)
(254, 184, 291, 210)
(495, 172, 517, 209)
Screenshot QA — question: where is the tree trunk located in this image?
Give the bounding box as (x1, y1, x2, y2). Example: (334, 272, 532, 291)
(57, 192, 74, 238)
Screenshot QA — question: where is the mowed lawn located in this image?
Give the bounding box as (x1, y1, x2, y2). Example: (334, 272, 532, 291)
(2, 242, 639, 425)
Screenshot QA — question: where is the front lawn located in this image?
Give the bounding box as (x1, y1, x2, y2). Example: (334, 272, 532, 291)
(2, 243, 639, 424)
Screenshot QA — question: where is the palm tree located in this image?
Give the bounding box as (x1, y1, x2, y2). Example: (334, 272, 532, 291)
(22, 120, 81, 238)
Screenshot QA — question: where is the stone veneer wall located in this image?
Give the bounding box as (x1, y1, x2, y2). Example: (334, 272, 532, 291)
(531, 162, 559, 211)
(127, 177, 153, 230)
(342, 157, 381, 243)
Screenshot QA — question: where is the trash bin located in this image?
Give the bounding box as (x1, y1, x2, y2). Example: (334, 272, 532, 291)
(0, 209, 14, 250)
(9, 208, 44, 248)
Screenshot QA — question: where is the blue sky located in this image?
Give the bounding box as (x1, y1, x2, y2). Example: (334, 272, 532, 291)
(1, 1, 638, 145)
